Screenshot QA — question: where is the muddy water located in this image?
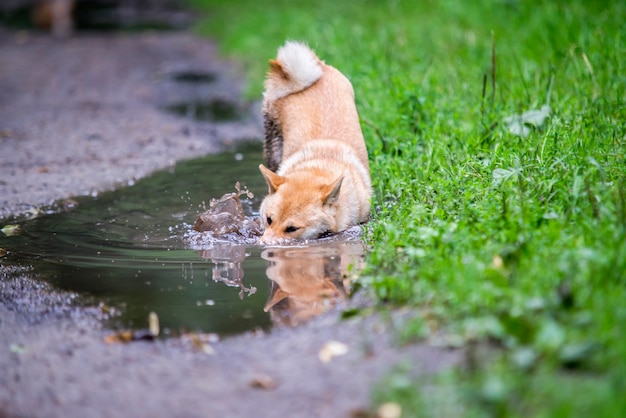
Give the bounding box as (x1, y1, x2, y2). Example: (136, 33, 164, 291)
(0, 143, 365, 336)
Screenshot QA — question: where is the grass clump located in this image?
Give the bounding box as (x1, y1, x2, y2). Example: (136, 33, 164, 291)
(190, 0, 625, 415)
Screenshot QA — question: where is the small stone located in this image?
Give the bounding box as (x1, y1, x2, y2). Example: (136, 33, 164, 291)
(250, 374, 278, 390)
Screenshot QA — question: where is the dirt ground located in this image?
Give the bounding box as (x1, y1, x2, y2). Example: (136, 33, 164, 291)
(0, 28, 461, 418)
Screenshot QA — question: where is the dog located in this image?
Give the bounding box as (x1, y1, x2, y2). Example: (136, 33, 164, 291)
(258, 41, 371, 244)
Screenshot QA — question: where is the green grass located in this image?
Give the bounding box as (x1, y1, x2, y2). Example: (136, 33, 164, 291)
(189, 0, 625, 416)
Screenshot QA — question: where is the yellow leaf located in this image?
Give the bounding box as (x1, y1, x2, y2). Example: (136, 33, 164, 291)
(377, 402, 402, 418)
(1, 224, 21, 236)
(318, 340, 349, 363)
(149, 311, 160, 337)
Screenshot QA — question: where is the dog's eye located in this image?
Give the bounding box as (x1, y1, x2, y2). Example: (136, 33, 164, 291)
(266, 216, 272, 225)
(285, 226, 299, 233)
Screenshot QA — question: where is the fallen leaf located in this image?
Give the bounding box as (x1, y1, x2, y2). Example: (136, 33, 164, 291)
(1, 224, 21, 236)
(103, 329, 154, 344)
(318, 340, 349, 363)
(149, 311, 160, 337)
(503, 104, 551, 137)
(201, 344, 215, 355)
(104, 331, 133, 344)
(377, 402, 402, 418)
(182, 332, 219, 354)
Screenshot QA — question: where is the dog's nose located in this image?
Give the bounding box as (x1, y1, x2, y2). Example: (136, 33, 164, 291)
(258, 230, 277, 245)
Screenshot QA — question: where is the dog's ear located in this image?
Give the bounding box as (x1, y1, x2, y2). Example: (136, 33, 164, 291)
(322, 176, 344, 206)
(263, 281, 289, 312)
(268, 59, 289, 80)
(259, 164, 285, 194)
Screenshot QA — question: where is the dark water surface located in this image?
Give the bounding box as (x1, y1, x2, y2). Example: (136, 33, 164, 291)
(0, 143, 364, 337)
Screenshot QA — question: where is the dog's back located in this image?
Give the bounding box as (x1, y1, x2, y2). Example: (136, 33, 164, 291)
(262, 42, 368, 172)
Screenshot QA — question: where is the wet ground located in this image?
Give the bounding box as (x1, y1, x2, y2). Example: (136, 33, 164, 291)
(0, 23, 461, 418)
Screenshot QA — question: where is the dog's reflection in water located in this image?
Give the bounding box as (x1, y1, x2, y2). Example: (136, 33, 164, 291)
(262, 243, 364, 326)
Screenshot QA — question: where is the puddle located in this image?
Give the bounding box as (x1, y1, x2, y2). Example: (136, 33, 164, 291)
(163, 99, 242, 122)
(0, 143, 365, 337)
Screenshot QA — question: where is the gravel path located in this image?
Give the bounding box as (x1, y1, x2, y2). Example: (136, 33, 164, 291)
(0, 28, 260, 220)
(0, 28, 460, 418)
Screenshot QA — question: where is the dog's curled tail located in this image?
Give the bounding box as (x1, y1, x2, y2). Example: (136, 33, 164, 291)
(264, 41, 323, 102)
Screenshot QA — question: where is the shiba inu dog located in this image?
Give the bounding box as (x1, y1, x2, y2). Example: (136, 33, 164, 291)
(259, 41, 371, 244)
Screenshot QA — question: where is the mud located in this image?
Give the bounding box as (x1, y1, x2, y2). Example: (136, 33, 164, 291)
(0, 27, 461, 418)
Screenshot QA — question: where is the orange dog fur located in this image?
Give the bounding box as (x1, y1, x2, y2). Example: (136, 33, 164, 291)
(259, 41, 371, 243)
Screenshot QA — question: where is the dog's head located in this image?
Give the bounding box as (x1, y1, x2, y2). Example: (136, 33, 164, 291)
(258, 164, 343, 244)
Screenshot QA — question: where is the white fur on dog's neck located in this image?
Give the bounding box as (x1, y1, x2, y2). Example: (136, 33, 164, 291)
(264, 41, 323, 102)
